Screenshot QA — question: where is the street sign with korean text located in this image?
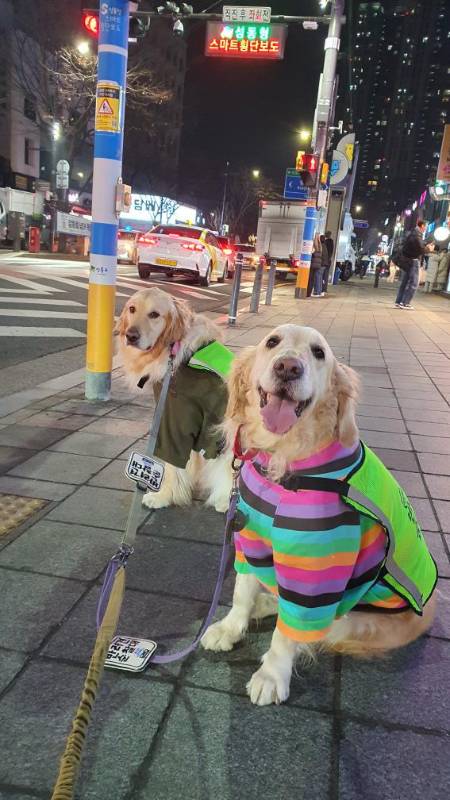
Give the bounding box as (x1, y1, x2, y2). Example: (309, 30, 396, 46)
(56, 159, 70, 175)
(284, 169, 309, 201)
(95, 81, 121, 133)
(56, 174, 69, 190)
(223, 6, 271, 23)
(353, 219, 369, 229)
(56, 211, 91, 237)
(437, 125, 450, 182)
(205, 21, 286, 60)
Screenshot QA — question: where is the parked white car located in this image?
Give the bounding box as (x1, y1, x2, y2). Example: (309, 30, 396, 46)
(136, 224, 227, 286)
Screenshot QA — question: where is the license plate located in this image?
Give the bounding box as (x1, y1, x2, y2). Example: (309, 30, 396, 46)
(125, 452, 165, 492)
(156, 258, 177, 266)
(105, 635, 157, 672)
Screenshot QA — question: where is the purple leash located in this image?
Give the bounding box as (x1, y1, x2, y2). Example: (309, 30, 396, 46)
(96, 340, 240, 665)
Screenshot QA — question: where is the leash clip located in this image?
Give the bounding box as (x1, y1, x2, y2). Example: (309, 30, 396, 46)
(115, 544, 134, 567)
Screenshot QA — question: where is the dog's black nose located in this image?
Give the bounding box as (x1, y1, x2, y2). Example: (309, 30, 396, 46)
(126, 326, 140, 344)
(273, 357, 304, 382)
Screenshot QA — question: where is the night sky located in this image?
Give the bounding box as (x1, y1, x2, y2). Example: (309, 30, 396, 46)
(180, 0, 328, 205)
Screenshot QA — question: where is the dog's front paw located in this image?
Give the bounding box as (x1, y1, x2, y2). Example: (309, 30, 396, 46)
(201, 619, 243, 652)
(142, 492, 170, 510)
(247, 665, 290, 706)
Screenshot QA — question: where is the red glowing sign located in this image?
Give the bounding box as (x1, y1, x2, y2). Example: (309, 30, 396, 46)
(205, 22, 287, 60)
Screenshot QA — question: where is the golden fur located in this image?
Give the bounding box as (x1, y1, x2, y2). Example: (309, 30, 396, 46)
(116, 287, 233, 511)
(202, 324, 435, 705)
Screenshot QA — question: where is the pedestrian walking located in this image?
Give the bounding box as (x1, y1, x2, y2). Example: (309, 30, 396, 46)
(320, 234, 331, 294)
(310, 233, 327, 297)
(394, 219, 431, 310)
(386, 256, 397, 283)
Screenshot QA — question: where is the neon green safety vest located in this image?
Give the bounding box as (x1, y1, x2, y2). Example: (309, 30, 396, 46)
(188, 341, 234, 379)
(287, 443, 437, 614)
(342, 444, 437, 613)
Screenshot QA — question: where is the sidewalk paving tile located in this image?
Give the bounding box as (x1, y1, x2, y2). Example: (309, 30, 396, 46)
(430, 500, 450, 533)
(0, 445, 37, 475)
(423, 533, 450, 577)
(360, 430, 412, 450)
(107, 403, 156, 420)
(0, 568, 85, 650)
(411, 435, 450, 455)
(0, 476, 76, 501)
(9, 451, 109, 484)
(423, 474, 450, 500)
(408, 497, 439, 531)
(88, 458, 134, 491)
(0, 660, 173, 799)
(81, 416, 151, 438)
(417, 452, 450, 475)
(141, 687, 332, 800)
(49, 398, 117, 416)
(406, 420, 450, 437)
(339, 722, 450, 800)
(0, 649, 27, 694)
(46, 485, 134, 530)
(340, 637, 450, 731)
(357, 404, 402, 419)
(43, 584, 209, 678)
(390, 470, 427, 497)
(22, 410, 97, 430)
(0, 425, 71, 451)
(48, 430, 137, 458)
(0, 520, 121, 581)
(356, 416, 407, 433)
(141, 504, 226, 546)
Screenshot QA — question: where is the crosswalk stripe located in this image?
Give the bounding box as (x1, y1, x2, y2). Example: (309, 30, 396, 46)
(0, 275, 64, 293)
(0, 326, 86, 337)
(116, 275, 228, 298)
(0, 309, 88, 319)
(37, 275, 129, 298)
(0, 297, 84, 306)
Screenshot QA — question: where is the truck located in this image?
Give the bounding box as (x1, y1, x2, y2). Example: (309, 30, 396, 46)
(255, 200, 306, 274)
(0, 188, 44, 243)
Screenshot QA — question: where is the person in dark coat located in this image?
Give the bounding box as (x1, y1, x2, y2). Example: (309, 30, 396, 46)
(320, 234, 331, 294)
(395, 219, 431, 310)
(310, 233, 327, 297)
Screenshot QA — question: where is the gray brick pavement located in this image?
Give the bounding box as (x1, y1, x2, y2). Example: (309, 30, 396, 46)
(0, 280, 450, 799)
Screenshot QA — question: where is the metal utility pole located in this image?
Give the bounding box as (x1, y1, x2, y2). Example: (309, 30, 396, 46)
(311, 0, 345, 169)
(85, 0, 131, 401)
(294, 0, 344, 300)
(219, 160, 230, 234)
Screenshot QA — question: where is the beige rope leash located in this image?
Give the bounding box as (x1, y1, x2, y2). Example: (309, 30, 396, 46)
(50, 567, 125, 800)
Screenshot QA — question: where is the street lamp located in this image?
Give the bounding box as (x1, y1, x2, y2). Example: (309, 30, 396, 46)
(219, 160, 230, 234)
(76, 40, 90, 55)
(252, 169, 261, 179)
(299, 129, 311, 143)
(52, 121, 61, 141)
(355, 204, 362, 213)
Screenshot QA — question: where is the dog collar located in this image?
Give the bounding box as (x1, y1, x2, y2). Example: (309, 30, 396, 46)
(136, 341, 181, 389)
(232, 425, 259, 464)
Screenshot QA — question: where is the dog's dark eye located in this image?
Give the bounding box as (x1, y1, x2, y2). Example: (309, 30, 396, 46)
(148, 311, 160, 319)
(128, 305, 136, 314)
(266, 336, 281, 349)
(311, 345, 325, 360)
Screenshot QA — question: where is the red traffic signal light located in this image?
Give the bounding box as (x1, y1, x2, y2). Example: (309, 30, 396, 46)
(82, 11, 99, 37)
(297, 152, 319, 187)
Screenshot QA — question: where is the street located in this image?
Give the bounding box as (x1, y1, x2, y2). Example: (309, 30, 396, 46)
(0, 254, 259, 396)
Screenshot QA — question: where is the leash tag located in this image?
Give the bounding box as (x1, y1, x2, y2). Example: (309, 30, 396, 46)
(125, 452, 165, 492)
(105, 635, 157, 672)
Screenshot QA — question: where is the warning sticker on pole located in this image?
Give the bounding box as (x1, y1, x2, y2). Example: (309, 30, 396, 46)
(95, 81, 121, 132)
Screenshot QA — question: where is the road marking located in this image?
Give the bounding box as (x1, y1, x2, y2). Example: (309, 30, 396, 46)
(0, 309, 88, 319)
(0, 326, 86, 337)
(0, 297, 84, 306)
(32, 275, 130, 298)
(0, 275, 64, 293)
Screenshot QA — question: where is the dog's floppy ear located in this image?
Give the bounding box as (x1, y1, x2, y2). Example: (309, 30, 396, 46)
(334, 362, 360, 447)
(226, 347, 254, 423)
(164, 297, 192, 346)
(114, 305, 128, 336)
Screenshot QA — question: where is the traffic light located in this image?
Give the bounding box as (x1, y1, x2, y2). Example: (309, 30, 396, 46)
(82, 11, 99, 37)
(297, 153, 319, 187)
(81, 10, 151, 40)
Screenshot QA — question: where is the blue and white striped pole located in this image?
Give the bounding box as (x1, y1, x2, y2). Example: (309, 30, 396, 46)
(85, 0, 130, 401)
(295, 204, 317, 299)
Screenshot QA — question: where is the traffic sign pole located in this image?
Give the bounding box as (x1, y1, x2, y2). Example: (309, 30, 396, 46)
(85, 0, 130, 402)
(295, 205, 317, 299)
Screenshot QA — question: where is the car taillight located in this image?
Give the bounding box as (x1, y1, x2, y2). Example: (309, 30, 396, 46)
(292, 258, 300, 268)
(139, 235, 158, 245)
(223, 248, 233, 255)
(181, 243, 204, 251)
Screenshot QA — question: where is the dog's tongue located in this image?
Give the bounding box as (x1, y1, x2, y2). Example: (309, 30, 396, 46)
(260, 393, 298, 434)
